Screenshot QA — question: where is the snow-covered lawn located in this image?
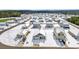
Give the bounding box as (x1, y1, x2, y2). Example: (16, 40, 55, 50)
(0, 24, 24, 46)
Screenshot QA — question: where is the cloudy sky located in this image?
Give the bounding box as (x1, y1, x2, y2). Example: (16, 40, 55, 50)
(0, 0, 79, 10)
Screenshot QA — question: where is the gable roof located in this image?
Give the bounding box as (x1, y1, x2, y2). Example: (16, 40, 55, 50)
(34, 33, 45, 37)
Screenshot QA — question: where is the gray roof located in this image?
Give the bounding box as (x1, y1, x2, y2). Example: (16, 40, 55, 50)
(34, 33, 45, 37)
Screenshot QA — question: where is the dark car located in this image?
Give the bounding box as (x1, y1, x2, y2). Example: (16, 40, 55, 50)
(58, 39, 65, 46)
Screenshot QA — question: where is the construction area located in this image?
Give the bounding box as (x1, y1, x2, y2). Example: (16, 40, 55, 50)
(0, 13, 79, 48)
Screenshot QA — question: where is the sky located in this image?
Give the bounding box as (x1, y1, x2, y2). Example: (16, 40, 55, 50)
(0, 0, 79, 10)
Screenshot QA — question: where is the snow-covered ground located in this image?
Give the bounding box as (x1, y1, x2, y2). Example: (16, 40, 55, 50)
(23, 25, 59, 47)
(0, 24, 24, 46)
(65, 24, 79, 47)
(0, 13, 79, 48)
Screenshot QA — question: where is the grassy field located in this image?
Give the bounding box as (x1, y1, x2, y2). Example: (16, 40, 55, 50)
(0, 18, 15, 22)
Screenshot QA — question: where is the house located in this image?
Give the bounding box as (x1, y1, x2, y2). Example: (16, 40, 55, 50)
(45, 23, 53, 28)
(14, 33, 26, 42)
(46, 20, 52, 22)
(39, 19, 44, 23)
(54, 18, 60, 22)
(0, 22, 8, 30)
(25, 22, 30, 28)
(21, 14, 29, 19)
(22, 25, 27, 29)
(38, 17, 43, 19)
(7, 20, 16, 24)
(32, 17, 37, 20)
(14, 34, 23, 41)
(59, 21, 70, 29)
(53, 27, 66, 45)
(32, 33, 46, 44)
(0, 22, 8, 26)
(38, 17, 44, 23)
(32, 23, 41, 29)
(30, 20, 36, 24)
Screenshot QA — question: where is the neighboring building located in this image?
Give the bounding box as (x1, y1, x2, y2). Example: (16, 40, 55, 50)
(32, 23, 41, 29)
(30, 20, 36, 24)
(21, 14, 30, 19)
(22, 26, 27, 29)
(46, 20, 52, 22)
(0, 22, 8, 30)
(45, 23, 53, 28)
(53, 23, 60, 28)
(14, 34, 23, 41)
(0, 22, 8, 26)
(38, 17, 43, 19)
(14, 33, 26, 42)
(25, 22, 30, 28)
(32, 16, 38, 20)
(54, 18, 60, 22)
(53, 27, 66, 46)
(7, 20, 17, 24)
(45, 17, 52, 22)
(39, 19, 44, 23)
(59, 20, 70, 29)
(32, 33, 46, 44)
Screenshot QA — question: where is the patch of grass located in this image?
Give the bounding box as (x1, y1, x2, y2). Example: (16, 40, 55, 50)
(0, 18, 15, 22)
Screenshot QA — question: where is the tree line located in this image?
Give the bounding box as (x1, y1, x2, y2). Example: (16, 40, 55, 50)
(0, 10, 21, 18)
(67, 17, 79, 25)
